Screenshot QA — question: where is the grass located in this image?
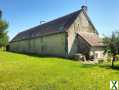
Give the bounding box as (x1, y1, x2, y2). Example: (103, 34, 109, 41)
(0, 51, 119, 90)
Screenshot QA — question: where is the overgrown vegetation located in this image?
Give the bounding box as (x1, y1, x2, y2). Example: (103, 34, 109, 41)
(103, 32, 119, 67)
(0, 51, 119, 90)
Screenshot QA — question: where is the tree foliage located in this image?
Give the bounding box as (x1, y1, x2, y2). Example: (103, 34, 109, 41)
(0, 16, 9, 49)
(103, 32, 119, 67)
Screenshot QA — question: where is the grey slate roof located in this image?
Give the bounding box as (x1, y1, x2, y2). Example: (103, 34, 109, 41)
(78, 32, 104, 46)
(11, 10, 81, 42)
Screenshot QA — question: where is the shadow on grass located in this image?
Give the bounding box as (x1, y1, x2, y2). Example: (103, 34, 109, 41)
(111, 66, 119, 70)
(7, 51, 49, 58)
(80, 62, 119, 70)
(80, 64, 97, 68)
(98, 64, 119, 71)
(6, 51, 119, 70)
(7, 51, 71, 60)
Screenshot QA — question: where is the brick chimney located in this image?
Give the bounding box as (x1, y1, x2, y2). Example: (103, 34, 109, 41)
(81, 5, 88, 12)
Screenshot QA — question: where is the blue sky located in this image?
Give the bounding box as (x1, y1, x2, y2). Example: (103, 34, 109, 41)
(0, 0, 119, 40)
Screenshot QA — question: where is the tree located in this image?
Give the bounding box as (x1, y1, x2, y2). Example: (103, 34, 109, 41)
(0, 11, 9, 50)
(103, 32, 119, 67)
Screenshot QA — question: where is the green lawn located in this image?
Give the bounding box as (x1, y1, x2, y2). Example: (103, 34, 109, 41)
(0, 51, 119, 90)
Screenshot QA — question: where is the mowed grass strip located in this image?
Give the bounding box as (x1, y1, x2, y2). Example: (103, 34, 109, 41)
(0, 51, 119, 90)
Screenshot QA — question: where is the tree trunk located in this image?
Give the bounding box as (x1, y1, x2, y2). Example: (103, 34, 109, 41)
(112, 55, 116, 67)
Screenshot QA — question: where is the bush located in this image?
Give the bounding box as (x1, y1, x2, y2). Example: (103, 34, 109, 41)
(115, 55, 119, 61)
(98, 59, 104, 64)
(106, 57, 112, 62)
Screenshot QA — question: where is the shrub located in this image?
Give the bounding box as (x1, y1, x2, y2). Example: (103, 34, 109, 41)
(106, 57, 112, 62)
(115, 55, 119, 61)
(98, 59, 104, 64)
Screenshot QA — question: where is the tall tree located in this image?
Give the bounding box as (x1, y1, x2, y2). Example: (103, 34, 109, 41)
(103, 32, 119, 67)
(0, 10, 9, 50)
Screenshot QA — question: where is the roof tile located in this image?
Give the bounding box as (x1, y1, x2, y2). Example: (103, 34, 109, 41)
(78, 32, 104, 46)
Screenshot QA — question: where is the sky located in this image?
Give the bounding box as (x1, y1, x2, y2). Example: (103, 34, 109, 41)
(0, 0, 119, 40)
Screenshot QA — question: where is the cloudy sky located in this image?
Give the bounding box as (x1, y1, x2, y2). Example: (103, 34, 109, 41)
(0, 0, 119, 40)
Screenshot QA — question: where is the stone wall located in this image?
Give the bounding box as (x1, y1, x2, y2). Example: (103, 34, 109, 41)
(77, 35, 90, 58)
(10, 32, 66, 57)
(67, 11, 96, 57)
(78, 12, 96, 33)
(67, 23, 78, 56)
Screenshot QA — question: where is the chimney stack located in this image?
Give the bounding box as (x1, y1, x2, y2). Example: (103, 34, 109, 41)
(81, 5, 88, 12)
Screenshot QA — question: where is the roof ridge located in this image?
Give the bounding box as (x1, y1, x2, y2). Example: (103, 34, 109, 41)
(11, 9, 81, 42)
(17, 10, 81, 35)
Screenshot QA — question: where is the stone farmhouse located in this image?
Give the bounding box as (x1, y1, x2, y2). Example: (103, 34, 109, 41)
(9, 6, 105, 60)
